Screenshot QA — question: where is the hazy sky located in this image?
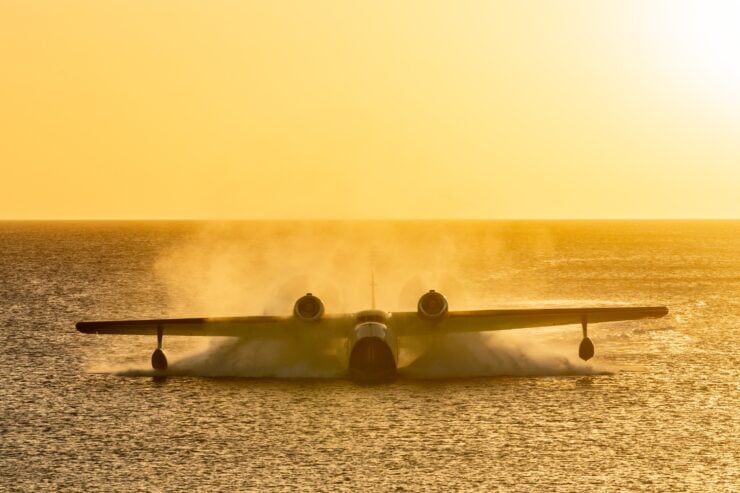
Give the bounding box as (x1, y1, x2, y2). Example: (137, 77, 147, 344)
(1, 0, 738, 219)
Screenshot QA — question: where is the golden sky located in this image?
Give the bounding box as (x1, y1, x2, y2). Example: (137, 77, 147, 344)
(1, 0, 738, 219)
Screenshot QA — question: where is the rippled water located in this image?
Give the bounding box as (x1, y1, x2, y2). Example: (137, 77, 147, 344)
(0, 221, 737, 491)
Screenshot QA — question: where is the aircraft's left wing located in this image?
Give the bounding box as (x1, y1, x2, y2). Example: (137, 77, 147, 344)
(76, 315, 351, 339)
(391, 306, 669, 336)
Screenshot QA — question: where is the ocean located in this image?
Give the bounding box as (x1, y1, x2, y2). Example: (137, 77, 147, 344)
(0, 220, 737, 491)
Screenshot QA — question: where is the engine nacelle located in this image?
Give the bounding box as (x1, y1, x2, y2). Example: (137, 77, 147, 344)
(293, 293, 324, 322)
(417, 290, 448, 321)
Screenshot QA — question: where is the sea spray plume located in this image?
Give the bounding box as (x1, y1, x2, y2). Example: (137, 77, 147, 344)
(87, 336, 213, 377)
(108, 330, 611, 379)
(400, 331, 612, 378)
(157, 329, 610, 379)
(167, 332, 347, 378)
(107, 333, 346, 378)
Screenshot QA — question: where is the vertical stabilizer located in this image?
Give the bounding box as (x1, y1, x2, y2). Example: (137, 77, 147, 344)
(370, 271, 377, 309)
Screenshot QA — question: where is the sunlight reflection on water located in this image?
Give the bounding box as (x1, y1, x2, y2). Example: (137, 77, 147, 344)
(0, 221, 737, 491)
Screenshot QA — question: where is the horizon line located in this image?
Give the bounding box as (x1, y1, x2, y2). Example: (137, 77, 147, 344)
(0, 217, 738, 222)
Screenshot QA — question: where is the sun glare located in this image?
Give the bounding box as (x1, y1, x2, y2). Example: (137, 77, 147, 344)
(641, 1, 740, 109)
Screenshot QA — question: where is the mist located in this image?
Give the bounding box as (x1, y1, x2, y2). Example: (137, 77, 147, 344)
(154, 221, 487, 316)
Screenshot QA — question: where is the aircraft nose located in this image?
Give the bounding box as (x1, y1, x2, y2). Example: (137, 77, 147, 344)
(353, 322, 387, 341)
(348, 322, 396, 381)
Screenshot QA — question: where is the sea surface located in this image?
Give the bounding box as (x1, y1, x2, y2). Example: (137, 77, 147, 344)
(0, 221, 737, 492)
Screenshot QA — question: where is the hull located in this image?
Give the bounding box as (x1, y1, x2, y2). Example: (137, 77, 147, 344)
(348, 322, 398, 381)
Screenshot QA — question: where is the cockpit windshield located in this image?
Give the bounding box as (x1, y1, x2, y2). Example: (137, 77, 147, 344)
(355, 310, 389, 324)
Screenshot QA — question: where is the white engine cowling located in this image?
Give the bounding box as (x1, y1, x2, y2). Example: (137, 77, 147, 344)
(294, 293, 324, 322)
(417, 290, 448, 320)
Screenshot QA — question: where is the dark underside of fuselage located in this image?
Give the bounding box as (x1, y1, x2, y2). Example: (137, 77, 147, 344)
(348, 337, 397, 381)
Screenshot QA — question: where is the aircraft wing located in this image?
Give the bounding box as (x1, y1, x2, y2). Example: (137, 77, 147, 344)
(76, 314, 351, 339)
(391, 306, 669, 336)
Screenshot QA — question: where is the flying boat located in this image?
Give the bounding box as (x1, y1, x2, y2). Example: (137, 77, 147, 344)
(76, 288, 669, 380)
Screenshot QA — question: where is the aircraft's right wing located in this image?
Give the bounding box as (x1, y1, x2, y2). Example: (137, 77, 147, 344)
(391, 306, 669, 336)
(76, 314, 351, 339)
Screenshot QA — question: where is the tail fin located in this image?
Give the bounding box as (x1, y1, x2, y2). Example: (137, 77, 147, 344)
(370, 271, 377, 309)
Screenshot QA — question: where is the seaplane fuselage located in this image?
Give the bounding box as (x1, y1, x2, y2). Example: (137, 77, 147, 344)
(348, 310, 399, 381)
